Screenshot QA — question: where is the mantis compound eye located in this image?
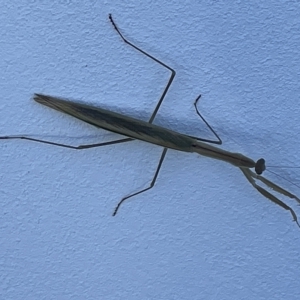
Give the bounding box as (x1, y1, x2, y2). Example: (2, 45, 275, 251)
(255, 158, 266, 175)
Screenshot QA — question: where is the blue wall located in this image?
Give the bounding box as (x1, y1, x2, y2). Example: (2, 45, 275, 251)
(1, 1, 300, 299)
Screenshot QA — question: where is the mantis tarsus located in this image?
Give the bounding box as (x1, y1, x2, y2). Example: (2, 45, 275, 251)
(1, 14, 299, 228)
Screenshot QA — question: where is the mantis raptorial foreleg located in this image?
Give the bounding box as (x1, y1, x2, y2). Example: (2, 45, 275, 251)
(240, 168, 300, 227)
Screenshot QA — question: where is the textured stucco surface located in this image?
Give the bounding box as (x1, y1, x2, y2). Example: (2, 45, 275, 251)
(1, 1, 300, 299)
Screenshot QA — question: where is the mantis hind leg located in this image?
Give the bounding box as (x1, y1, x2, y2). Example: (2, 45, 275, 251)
(109, 14, 175, 124)
(0, 135, 133, 150)
(109, 14, 222, 145)
(113, 147, 168, 215)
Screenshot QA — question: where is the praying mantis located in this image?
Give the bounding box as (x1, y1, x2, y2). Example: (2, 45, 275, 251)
(1, 14, 299, 228)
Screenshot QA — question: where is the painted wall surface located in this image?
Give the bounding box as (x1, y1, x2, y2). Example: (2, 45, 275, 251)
(1, 1, 300, 299)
